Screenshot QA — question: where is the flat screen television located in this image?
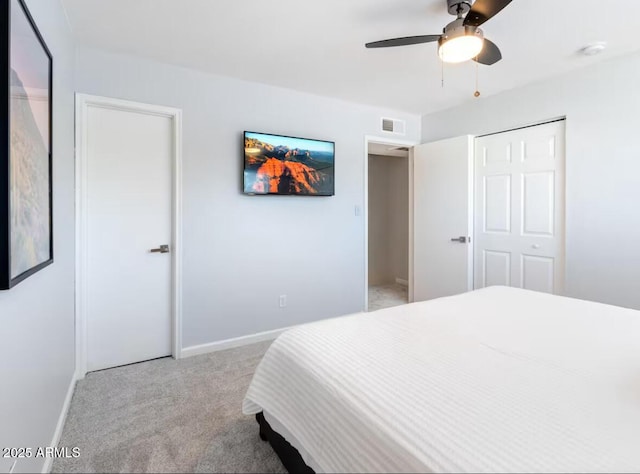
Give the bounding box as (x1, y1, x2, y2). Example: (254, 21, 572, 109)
(243, 131, 335, 196)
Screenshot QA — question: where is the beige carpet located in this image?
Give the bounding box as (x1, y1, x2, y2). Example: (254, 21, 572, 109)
(53, 341, 285, 473)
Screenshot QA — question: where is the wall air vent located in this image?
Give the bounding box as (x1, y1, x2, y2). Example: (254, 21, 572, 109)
(382, 118, 394, 132)
(381, 117, 406, 135)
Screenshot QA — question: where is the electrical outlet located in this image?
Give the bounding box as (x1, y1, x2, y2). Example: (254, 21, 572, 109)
(279, 295, 287, 308)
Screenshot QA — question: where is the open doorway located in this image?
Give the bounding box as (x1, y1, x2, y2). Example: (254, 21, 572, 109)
(366, 141, 411, 312)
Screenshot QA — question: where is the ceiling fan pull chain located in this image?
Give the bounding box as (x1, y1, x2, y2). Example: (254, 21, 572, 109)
(474, 58, 481, 97)
(441, 58, 445, 88)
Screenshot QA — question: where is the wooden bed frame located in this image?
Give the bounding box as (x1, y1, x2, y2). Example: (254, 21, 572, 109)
(256, 412, 315, 473)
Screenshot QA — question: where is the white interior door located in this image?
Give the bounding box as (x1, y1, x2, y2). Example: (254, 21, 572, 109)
(85, 102, 173, 372)
(474, 120, 565, 294)
(412, 136, 473, 302)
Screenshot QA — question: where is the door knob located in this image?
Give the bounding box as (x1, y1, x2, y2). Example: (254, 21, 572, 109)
(450, 236, 468, 243)
(150, 244, 170, 254)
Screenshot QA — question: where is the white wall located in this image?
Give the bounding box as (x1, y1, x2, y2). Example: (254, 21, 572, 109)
(388, 155, 410, 283)
(368, 155, 391, 285)
(74, 47, 421, 348)
(0, 1, 76, 473)
(368, 154, 409, 285)
(422, 51, 640, 310)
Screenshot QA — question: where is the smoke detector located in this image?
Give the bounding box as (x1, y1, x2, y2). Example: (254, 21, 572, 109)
(579, 42, 607, 56)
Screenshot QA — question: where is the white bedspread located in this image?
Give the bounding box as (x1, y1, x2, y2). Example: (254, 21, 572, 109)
(243, 287, 640, 473)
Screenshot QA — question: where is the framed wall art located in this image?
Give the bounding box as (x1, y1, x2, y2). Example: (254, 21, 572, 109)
(1, 0, 53, 289)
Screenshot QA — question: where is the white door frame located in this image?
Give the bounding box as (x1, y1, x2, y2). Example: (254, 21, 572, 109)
(75, 93, 183, 379)
(364, 135, 419, 311)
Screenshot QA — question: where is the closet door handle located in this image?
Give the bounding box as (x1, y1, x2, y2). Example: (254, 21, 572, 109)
(450, 236, 468, 243)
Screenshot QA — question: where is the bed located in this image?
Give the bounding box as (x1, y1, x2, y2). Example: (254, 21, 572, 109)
(242, 286, 640, 473)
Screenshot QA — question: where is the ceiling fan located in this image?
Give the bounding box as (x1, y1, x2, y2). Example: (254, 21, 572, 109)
(365, 0, 513, 65)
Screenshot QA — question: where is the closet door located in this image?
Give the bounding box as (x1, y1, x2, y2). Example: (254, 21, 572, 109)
(474, 120, 565, 294)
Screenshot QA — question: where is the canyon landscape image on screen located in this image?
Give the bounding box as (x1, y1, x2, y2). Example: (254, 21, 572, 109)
(244, 132, 334, 195)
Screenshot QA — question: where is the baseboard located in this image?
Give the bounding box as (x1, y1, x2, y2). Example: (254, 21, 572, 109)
(181, 326, 293, 358)
(395, 277, 409, 286)
(42, 374, 77, 473)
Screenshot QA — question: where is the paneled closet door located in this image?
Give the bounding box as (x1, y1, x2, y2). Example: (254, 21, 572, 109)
(474, 120, 565, 294)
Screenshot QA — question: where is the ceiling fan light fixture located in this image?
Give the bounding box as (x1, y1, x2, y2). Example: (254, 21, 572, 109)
(438, 34, 484, 63)
(438, 18, 484, 63)
(364, 0, 511, 66)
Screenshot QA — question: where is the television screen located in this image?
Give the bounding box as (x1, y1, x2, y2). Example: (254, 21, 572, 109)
(243, 131, 335, 196)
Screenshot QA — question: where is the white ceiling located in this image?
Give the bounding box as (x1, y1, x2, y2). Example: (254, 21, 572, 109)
(61, 0, 640, 115)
